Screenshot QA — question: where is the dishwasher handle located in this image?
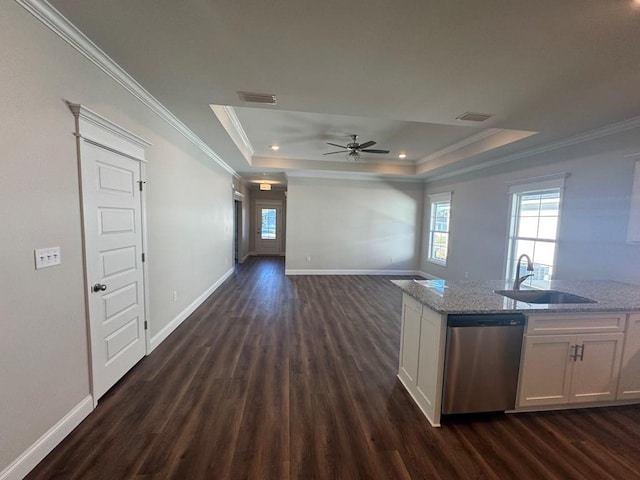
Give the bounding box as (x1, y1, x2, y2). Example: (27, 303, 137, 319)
(474, 320, 502, 327)
(447, 314, 525, 328)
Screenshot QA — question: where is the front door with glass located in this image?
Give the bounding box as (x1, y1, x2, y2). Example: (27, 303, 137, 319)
(256, 201, 282, 255)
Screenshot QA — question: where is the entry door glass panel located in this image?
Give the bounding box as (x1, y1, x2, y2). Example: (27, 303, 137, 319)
(261, 208, 277, 240)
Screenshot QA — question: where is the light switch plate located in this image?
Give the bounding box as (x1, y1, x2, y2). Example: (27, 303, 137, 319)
(35, 247, 61, 269)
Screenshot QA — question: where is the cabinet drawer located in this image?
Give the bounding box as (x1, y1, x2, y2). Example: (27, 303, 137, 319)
(526, 313, 626, 335)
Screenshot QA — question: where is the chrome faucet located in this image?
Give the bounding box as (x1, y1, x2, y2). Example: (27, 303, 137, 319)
(513, 254, 534, 290)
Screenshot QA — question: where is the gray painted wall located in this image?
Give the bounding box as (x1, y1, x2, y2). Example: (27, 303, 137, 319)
(286, 177, 424, 272)
(421, 128, 640, 285)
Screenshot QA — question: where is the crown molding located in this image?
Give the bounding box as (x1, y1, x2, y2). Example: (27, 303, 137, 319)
(16, 0, 239, 178)
(428, 114, 640, 182)
(417, 128, 505, 165)
(209, 105, 254, 164)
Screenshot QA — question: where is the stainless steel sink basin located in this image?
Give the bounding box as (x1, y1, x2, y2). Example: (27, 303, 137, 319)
(494, 289, 597, 304)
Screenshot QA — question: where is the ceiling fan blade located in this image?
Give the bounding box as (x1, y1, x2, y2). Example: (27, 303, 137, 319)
(327, 142, 347, 149)
(323, 150, 346, 155)
(361, 149, 390, 154)
(358, 140, 376, 149)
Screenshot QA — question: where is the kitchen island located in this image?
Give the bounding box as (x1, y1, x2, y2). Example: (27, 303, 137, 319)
(392, 279, 640, 426)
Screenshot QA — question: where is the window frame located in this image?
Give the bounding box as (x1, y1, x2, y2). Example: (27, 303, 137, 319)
(426, 192, 452, 266)
(627, 160, 640, 243)
(505, 174, 567, 289)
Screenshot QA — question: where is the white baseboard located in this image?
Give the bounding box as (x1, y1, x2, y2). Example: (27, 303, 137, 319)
(239, 252, 251, 263)
(0, 395, 93, 480)
(149, 267, 234, 352)
(285, 269, 422, 276)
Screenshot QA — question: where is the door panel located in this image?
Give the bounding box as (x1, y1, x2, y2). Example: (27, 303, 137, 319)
(618, 314, 640, 400)
(399, 297, 422, 384)
(256, 202, 282, 255)
(100, 246, 137, 278)
(518, 335, 575, 407)
(570, 333, 624, 403)
(81, 141, 146, 401)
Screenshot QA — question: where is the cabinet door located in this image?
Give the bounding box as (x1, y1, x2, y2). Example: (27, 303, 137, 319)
(569, 333, 624, 403)
(618, 314, 640, 400)
(398, 295, 422, 386)
(415, 307, 446, 418)
(518, 335, 575, 407)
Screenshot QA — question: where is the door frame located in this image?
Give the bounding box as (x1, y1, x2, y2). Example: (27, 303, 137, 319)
(70, 103, 152, 405)
(255, 199, 283, 255)
(233, 188, 244, 264)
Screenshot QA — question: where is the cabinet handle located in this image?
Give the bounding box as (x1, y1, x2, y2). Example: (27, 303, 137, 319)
(577, 343, 585, 361)
(569, 344, 577, 361)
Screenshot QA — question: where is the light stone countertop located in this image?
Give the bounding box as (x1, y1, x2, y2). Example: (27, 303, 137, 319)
(392, 279, 640, 314)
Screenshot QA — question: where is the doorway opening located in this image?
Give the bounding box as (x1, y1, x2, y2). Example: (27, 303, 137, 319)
(255, 200, 283, 256)
(234, 199, 242, 264)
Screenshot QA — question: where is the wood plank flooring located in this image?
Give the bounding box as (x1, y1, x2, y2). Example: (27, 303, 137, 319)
(26, 257, 640, 479)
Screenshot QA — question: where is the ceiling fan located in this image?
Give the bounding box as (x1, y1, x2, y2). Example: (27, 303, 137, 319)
(324, 134, 390, 159)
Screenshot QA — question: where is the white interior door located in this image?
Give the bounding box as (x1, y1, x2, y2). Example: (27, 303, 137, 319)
(256, 201, 282, 255)
(73, 104, 149, 403)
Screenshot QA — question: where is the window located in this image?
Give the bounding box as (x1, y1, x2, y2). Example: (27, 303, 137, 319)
(627, 160, 640, 243)
(506, 175, 566, 289)
(261, 208, 277, 239)
(427, 192, 451, 265)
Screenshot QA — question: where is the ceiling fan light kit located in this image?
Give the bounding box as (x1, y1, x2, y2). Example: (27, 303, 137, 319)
(323, 134, 390, 160)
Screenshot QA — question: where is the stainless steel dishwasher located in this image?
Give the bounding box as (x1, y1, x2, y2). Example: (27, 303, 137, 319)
(442, 313, 525, 414)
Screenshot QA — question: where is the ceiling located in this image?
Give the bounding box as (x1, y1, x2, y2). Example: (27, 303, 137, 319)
(48, 0, 640, 187)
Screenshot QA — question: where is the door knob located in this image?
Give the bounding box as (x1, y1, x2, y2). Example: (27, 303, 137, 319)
(92, 283, 107, 293)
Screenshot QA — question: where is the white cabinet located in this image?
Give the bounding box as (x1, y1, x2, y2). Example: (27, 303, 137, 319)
(518, 334, 575, 406)
(618, 313, 640, 400)
(518, 313, 625, 408)
(397, 294, 447, 427)
(415, 307, 446, 416)
(398, 295, 422, 386)
(570, 333, 624, 403)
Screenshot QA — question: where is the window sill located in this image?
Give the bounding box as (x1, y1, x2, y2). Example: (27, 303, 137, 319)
(426, 258, 447, 267)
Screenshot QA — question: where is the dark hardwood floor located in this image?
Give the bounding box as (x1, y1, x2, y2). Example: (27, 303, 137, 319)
(27, 257, 640, 479)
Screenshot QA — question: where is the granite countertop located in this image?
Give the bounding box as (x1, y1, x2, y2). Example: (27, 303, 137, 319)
(392, 279, 640, 314)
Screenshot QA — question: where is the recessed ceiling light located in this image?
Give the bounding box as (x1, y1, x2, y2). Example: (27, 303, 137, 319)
(398, 153, 407, 159)
(270, 145, 280, 151)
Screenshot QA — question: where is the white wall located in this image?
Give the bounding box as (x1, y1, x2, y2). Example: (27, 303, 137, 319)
(421, 128, 640, 285)
(286, 177, 424, 273)
(0, 2, 238, 474)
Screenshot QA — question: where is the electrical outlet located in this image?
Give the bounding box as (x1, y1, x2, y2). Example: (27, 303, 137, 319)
(172, 291, 178, 302)
(464, 272, 469, 279)
(306, 256, 311, 262)
(34, 247, 61, 269)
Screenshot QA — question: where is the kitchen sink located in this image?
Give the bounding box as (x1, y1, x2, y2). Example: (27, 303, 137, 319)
(495, 289, 597, 304)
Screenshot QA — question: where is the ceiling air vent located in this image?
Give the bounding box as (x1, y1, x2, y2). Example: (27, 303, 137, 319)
(238, 91, 277, 105)
(456, 112, 494, 122)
